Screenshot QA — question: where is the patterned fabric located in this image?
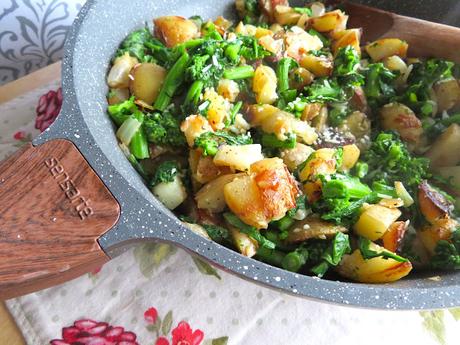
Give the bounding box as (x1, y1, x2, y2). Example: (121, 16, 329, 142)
(0, 0, 86, 85)
(2, 82, 460, 345)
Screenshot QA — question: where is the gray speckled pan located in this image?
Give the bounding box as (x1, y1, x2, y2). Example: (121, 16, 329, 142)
(22, 0, 460, 308)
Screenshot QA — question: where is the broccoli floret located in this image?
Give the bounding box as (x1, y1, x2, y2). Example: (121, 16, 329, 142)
(194, 131, 253, 156)
(431, 229, 460, 270)
(108, 96, 141, 126)
(361, 132, 431, 191)
(143, 111, 186, 147)
(333, 46, 364, 87)
(150, 161, 180, 187)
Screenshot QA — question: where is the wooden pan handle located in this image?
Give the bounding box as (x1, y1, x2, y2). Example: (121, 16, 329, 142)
(0, 139, 120, 300)
(342, 1, 460, 63)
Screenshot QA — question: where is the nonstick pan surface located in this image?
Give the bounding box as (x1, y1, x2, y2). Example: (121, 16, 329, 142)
(1, 0, 460, 309)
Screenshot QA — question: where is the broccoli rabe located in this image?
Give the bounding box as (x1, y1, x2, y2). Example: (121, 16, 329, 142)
(358, 237, 408, 262)
(202, 224, 232, 245)
(116, 27, 168, 64)
(305, 78, 345, 103)
(361, 132, 431, 191)
(310, 232, 351, 277)
(397, 58, 453, 116)
(108, 96, 141, 126)
(194, 131, 253, 156)
(363, 63, 397, 111)
(144, 111, 186, 147)
(314, 173, 379, 225)
(223, 212, 275, 249)
(261, 132, 296, 149)
(333, 46, 364, 87)
(431, 229, 460, 270)
(150, 160, 180, 187)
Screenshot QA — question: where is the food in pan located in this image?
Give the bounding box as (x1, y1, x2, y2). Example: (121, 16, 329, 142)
(106, 0, 460, 283)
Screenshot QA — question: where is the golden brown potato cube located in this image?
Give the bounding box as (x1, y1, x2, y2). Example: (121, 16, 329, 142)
(290, 67, 314, 90)
(298, 148, 337, 182)
(299, 53, 333, 77)
(382, 221, 409, 253)
(217, 79, 240, 102)
(107, 53, 138, 88)
(274, 5, 301, 25)
(354, 204, 402, 241)
(251, 158, 299, 221)
(341, 144, 360, 172)
(365, 38, 408, 62)
(337, 246, 412, 283)
(154, 16, 199, 47)
(213, 144, 264, 172)
(248, 104, 318, 144)
(224, 174, 267, 228)
(300, 102, 323, 122)
(286, 215, 347, 243)
(203, 88, 232, 130)
(380, 103, 423, 145)
(258, 35, 283, 55)
(253, 65, 278, 104)
(195, 174, 239, 213)
(309, 10, 348, 32)
(425, 124, 460, 167)
(433, 78, 460, 113)
(129, 63, 166, 104)
(331, 28, 361, 56)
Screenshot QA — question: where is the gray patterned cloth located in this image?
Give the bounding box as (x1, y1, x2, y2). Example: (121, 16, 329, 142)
(0, 0, 86, 85)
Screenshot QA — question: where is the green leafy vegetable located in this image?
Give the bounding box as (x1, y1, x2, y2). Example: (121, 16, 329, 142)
(116, 27, 165, 63)
(202, 224, 232, 245)
(150, 161, 180, 187)
(194, 131, 253, 156)
(363, 63, 397, 111)
(224, 212, 275, 249)
(155, 52, 190, 111)
(305, 78, 345, 103)
(310, 232, 351, 277)
(361, 132, 431, 191)
(333, 46, 364, 87)
(108, 96, 141, 126)
(358, 237, 409, 262)
(261, 132, 296, 149)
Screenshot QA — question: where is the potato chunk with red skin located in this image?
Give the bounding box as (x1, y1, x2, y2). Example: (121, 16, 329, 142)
(418, 181, 453, 224)
(154, 16, 199, 47)
(224, 158, 299, 229)
(382, 221, 409, 252)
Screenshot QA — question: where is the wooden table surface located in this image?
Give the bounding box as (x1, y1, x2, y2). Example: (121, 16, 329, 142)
(0, 61, 61, 345)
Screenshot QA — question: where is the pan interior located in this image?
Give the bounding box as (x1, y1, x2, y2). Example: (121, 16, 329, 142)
(68, 0, 460, 304)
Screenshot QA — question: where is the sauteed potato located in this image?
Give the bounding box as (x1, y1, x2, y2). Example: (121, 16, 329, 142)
(106, 0, 460, 283)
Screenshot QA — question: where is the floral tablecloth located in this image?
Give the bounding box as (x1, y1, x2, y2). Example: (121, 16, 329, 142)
(2, 79, 460, 345)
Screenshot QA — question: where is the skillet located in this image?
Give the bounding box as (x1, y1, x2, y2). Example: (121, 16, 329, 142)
(1, 0, 460, 309)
